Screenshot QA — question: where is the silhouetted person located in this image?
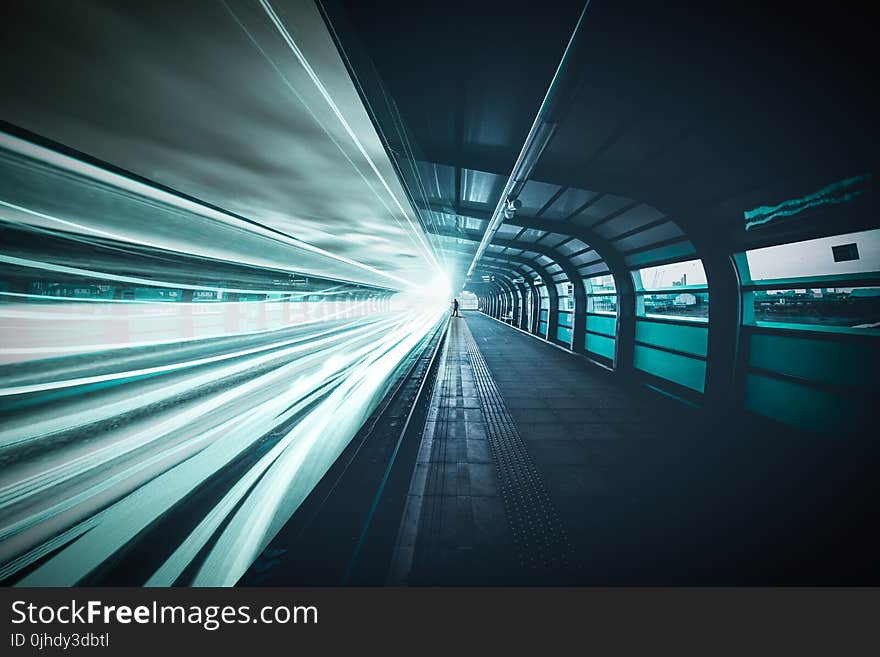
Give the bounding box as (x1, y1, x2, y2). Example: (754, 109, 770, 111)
(452, 298, 460, 317)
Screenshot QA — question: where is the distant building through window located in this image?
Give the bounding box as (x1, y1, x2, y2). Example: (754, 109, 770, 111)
(742, 229, 880, 330)
(633, 259, 709, 321)
(746, 228, 878, 280)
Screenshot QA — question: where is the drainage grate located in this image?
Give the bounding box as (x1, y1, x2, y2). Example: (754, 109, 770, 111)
(462, 322, 575, 577)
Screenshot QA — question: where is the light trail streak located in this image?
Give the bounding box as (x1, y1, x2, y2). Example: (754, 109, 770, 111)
(0, 4, 458, 584)
(0, 296, 369, 359)
(0, 127, 451, 586)
(0, 301, 444, 585)
(0, 307, 395, 396)
(254, 0, 445, 278)
(219, 0, 441, 277)
(0, 134, 408, 288)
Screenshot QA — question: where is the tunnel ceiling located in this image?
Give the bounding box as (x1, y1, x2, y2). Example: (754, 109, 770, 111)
(1, 0, 874, 294)
(330, 0, 877, 286)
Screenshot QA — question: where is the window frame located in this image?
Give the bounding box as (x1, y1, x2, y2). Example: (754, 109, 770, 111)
(631, 259, 709, 323)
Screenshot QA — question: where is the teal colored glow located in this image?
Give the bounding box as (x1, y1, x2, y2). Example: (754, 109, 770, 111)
(744, 372, 865, 433)
(585, 332, 615, 359)
(635, 320, 708, 358)
(556, 326, 572, 343)
(748, 332, 874, 387)
(634, 344, 706, 392)
(586, 314, 616, 337)
(753, 320, 880, 336)
(744, 173, 871, 230)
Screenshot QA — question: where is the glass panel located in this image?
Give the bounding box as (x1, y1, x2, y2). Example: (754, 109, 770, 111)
(745, 229, 880, 280)
(635, 320, 708, 357)
(587, 295, 617, 313)
(570, 251, 600, 266)
(517, 228, 546, 243)
(538, 233, 570, 248)
(745, 372, 867, 434)
(634, 345, 706, 392)
(612, 221, 683, 252)
(643, 291, 709, 320)
(557, 238, 590, 256)
(586, 314, 616, 337)
(584, 274, 616, 294)
(541, 188, 598, 220)
(748, 332, 872, 387)
(495, 224, 523, 239)
(635, 259, 707, 289)
(752, 287, 880, 330)
(459, 215, 485, 231)
(585, 332, 615, 359)
(556, 282, 574, 310)
(462, 169, 504, 204)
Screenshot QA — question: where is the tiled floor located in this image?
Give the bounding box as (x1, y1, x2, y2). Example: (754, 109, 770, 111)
(466, 312, 720, 584)
(392, 311, 877, 585)
(390, 316, 516, 585)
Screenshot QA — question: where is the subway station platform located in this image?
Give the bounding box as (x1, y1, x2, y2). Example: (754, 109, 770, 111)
(1, 0, 877, 594)
(388, 311, 878, 586)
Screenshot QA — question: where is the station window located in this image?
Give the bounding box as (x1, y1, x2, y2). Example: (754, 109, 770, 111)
(583, 274, 617, 363)
(632, 259, 708, 321)
(742, 229, 880, 331)
(750, 287, 880, 329)
(537, 284, 549, 335)
(584, 274, 617, 314)
(555, 281, 574, 344)
(739, 228, 878, 432)
(745, 228, 879, 280)
(538, 283, 549, 308)
(555, 281, 574, 310)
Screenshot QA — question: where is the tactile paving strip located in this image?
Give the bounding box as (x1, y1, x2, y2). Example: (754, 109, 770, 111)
(462, 322, 575, 576)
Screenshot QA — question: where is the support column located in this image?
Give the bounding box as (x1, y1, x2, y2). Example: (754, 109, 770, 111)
(571, 278, 587, 354)
(702, 249, 742, 415)
(545, 282, 559, 341)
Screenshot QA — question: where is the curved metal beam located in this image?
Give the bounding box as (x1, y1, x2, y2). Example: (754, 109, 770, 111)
(441, 231, 569, 341)
(475, 269, 517, 322)
(679, 220, 743, 412)
(504, 215, 636, 371)
(482, 253, 559, 338)
(479, 258, 541, 332)
(465, 1, 593, 278)
(469, 279, 507, 318)
(487, 240, 585, 352)
(475, 265, 527, 328)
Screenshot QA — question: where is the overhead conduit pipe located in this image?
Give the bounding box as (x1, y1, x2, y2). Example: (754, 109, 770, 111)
(465, 0, 593, 279)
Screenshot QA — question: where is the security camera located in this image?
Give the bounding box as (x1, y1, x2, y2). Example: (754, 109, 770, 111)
(503, 196, 522, 220)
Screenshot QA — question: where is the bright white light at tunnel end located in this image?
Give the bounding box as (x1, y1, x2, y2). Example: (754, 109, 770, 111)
(394, 272, 456, 313)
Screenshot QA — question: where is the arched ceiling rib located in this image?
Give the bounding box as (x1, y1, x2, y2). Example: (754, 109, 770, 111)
(332, 0, 875, 286)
